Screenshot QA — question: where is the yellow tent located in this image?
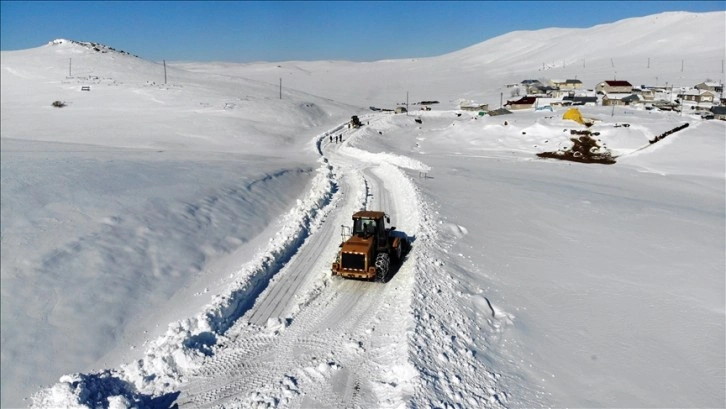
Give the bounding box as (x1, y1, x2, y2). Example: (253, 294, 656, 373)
(562, 108, 585, 125)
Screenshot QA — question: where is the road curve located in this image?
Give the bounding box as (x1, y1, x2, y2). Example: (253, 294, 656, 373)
(175, 117, 421, 408)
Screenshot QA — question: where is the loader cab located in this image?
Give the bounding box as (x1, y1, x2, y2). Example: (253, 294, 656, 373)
(351, 211, 392, 251)
(353, 217, 379, 238)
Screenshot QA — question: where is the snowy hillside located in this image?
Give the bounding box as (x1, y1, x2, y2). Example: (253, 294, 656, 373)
(174, 11, 725, 108)
(1, 11, 724, 409)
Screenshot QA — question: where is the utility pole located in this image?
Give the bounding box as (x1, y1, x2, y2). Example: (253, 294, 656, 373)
(647, 57, 650, 69)
(163, 60, 167, 84)
(681, 60, 684, 73)
(406, 91, 409, 115)
(279, 78, 282, 99)
(500, 92, 503, 108)
(69, 58, 72, 77)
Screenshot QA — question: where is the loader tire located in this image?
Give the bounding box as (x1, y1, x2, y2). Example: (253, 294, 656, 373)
(375, 253, 390, 282)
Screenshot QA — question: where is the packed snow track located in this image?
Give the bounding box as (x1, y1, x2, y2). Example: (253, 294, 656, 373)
(174, 118, 421, 408)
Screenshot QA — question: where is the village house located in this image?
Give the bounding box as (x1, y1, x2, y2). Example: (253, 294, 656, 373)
(547, 88, 571, 99)
(534, 85, 557, 96)
(602, 93, 639, 106)
(709, 106, 726, 120)
(596, 80, 633, 94)
(694, 81, 723, 94)
(505, 96, 537, 110)
(551, 79, 583, 91)
(562, 95, 598, 106)
(622, 94, 644, 108)
(677, 89, 716, 109)
(520, 79, 546, 95)
(632, 87, 656, 101)
(549, 79, 565, 88)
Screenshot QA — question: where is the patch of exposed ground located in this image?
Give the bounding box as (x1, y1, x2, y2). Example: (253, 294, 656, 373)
(537, 132, 616, 165)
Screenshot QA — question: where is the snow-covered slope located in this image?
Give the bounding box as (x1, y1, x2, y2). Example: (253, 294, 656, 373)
(1, 38, 356, 154)
(1, 10, 724, 409)
(445, 11, 724, 66)
(1, 38, 355, 408)
(175, 11, 725, 108)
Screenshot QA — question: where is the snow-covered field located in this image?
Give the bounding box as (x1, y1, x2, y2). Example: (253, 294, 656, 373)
(1, 10, 724, 409)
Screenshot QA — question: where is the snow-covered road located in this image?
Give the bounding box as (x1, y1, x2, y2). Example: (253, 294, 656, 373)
(174, 120, 421, 408)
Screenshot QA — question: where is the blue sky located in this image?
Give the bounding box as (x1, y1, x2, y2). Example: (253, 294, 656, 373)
(1, 1, 724, 62)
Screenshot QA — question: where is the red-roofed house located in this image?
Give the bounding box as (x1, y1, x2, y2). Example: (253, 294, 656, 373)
(596, 80, 633, 94)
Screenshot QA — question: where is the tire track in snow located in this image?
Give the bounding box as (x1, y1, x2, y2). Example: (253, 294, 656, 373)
(330, 114, 511, 408)
(174, 118, 421, 408)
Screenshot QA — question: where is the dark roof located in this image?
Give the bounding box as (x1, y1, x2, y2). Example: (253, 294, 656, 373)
(488, 108, 513, 116)
(563, 96, 598, 102)
(603, 80, 633, 87)
(710, 106, 726, 115)
(506, 96, 537, 105)
(565, 79, 582, 84)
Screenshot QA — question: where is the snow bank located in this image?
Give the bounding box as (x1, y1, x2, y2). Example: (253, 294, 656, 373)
(29, 157, 338, 408)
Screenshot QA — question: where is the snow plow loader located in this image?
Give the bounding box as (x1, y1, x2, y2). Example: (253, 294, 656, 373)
(332, 211, 410, 282)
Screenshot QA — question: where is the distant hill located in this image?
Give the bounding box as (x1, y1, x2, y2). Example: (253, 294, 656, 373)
(193, 10, 725, 108)
(48, 38, 140, 57)
(3, 11, 724, 109)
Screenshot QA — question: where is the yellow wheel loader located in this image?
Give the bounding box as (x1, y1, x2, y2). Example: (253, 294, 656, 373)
(331, 211, 410, 282)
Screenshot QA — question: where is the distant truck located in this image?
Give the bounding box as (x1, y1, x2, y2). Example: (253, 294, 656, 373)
(331, 211, 410, 282)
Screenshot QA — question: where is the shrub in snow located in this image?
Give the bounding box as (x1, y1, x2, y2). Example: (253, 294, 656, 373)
(537, 135, 616, 164)
(52, 100, 66, 108)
